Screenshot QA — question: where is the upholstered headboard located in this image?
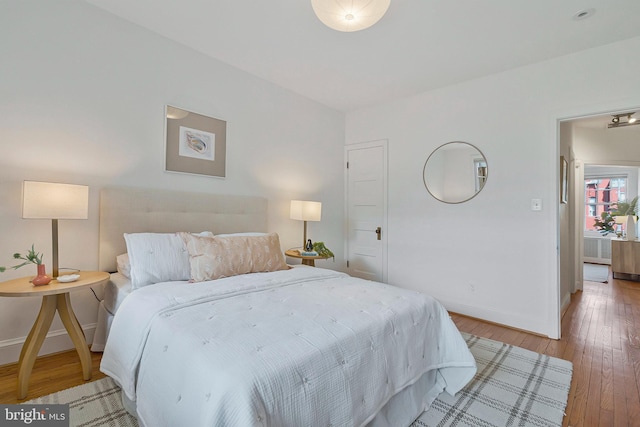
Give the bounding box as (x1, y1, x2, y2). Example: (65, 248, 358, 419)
(98, 187, 268, 272)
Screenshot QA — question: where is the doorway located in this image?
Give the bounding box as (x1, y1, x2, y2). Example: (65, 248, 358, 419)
(559, 108, 640, 321)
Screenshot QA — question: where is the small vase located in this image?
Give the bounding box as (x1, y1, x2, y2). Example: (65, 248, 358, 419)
(626, 215, 637, 241)
(32, 264, 51, 286)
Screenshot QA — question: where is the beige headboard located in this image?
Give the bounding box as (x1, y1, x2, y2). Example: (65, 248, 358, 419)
(98, 187, 268, 272)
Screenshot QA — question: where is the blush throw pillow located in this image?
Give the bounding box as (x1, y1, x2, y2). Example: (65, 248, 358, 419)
(179, 232, 288, 282)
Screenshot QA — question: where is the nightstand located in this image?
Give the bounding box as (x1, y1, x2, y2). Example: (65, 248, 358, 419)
(0, 271, 109, 399)
(284, 249, 330, 267)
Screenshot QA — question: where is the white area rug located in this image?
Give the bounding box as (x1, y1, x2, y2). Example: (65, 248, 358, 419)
(26, 333, 572, 427)
(583, 263, 609, 283)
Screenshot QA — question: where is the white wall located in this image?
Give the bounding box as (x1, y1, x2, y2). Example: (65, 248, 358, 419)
(0, 1, 345, 365)
(346, 36, 640, 338)
(574, 126, 640, 166)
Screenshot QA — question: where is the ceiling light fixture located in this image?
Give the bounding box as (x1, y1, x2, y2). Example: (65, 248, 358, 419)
(608, 112, 640, 128)
(311, 0, 391, 32)
(572, 8, 595, 21)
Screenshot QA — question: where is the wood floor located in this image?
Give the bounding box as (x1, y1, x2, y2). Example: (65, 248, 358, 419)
(0, 350, 105, 404)
(1, 267, 638, 427)
(451, 268, 640, 427)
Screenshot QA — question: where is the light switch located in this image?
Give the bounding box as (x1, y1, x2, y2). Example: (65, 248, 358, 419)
(531, 199, 542, 211)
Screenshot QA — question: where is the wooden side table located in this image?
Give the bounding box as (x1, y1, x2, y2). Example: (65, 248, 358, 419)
(284, 249, 329, 267)
(0, 271, 109, 399)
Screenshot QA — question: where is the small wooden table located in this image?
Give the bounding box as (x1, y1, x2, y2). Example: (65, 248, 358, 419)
(0, 271, 109, 399)
(284, 249, 329, 267)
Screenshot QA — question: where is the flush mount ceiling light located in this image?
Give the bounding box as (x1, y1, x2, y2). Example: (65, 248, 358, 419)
(572, 8, 595, 21)
(311, 0, 391, 32)
(608, 112, 640, 128)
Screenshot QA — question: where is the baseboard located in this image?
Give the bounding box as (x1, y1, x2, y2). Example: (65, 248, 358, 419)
(560, 292, 572, 316)
(0, 324, 96, 367)
(441, 299, 556, 339)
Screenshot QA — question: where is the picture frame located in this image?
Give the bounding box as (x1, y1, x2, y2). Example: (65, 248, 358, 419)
(165, 105, 226, 178)
(560, 155, 568, 204)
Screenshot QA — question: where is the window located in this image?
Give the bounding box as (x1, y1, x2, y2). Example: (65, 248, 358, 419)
(584, 176, 627, 232)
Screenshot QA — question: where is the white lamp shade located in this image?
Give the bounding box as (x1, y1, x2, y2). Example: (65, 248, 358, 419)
(290, 200, 322, 222)
(311, 0, 391, 32)
(22, 181, 89, 219)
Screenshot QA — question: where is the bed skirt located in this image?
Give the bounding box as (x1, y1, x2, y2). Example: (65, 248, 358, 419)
(91, 301, 113, 352)
(118, 368, 442, 427)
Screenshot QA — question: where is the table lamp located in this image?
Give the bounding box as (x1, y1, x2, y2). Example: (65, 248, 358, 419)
(290, 200, 322, 249)
(22, 181, 89, 278)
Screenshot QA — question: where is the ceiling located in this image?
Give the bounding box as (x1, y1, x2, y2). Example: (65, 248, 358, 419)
(84, 0, 640, 112)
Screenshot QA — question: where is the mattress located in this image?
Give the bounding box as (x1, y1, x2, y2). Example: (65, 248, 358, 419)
(102, 272, 133, 314)
(91, 272, 132, 352)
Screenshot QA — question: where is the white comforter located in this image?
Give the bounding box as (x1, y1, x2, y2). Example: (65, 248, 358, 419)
(101, 267, 476, 427)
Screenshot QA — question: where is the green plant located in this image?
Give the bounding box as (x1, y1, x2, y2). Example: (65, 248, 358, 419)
(312, 241, 334, 260)
(611, 196, 638, 217)
(593, 211, 616, 236)
(593, 196, 639, 236)
(0, 244, 43, 273)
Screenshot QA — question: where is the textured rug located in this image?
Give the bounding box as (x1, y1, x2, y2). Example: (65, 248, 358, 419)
(26, 333, 572, 427)
(412, 333, 572, 427)
(25, 377, 138, 427)
(583, 262, 609, 283)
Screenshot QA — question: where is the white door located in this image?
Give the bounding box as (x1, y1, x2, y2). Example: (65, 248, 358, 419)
(345, 140, 387, 282)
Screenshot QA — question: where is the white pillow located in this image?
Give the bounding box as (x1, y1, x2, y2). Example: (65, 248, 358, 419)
(116, 253, 131, 278)
(124, 232, 213, 289)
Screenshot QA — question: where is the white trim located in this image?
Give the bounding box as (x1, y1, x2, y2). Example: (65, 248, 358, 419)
(0, 323, 96, 367)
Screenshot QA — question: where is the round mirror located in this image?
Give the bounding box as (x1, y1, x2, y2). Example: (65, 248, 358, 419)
(423, 141, 488, 203)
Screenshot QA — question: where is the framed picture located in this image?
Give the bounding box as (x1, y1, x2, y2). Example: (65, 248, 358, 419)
(165, 105, 226, 178)
(560, 155, 568, 204)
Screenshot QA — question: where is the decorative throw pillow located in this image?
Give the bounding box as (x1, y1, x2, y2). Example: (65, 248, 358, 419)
(179, 232, 288, 282)
(214, 232, 267, 237)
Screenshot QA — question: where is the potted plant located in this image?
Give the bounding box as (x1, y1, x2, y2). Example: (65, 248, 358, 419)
(594, 196, 639, 239)
(0, 245, 51, 285)
(593, 211, 616, 236)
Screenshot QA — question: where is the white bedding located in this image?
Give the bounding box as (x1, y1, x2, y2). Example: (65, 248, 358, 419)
(91, 273, 133, 352)
(101, 267, 476, 427)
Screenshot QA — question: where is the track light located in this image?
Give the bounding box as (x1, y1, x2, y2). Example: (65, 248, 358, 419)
(608, 112, 640, 128)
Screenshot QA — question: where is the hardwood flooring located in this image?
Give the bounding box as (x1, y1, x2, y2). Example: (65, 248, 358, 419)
(0, 268, 638, 427)
(0, 350, 105, 404)
(451, 268, 640, 427)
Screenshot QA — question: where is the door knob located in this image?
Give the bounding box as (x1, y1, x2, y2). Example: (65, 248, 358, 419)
(375, 227, 381, 240)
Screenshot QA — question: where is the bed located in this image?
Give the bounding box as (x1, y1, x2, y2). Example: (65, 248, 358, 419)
(96, 187, 476, 427)
(91, 187, 268, 351)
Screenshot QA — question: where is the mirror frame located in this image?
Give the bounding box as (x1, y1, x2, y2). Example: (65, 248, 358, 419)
(422, 141, 488, 204)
